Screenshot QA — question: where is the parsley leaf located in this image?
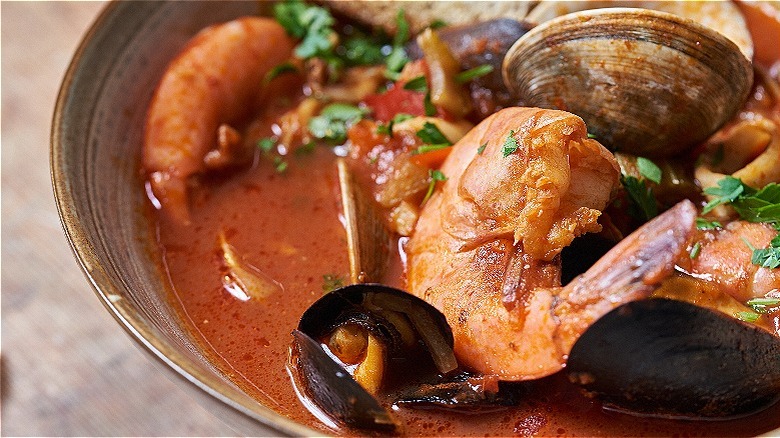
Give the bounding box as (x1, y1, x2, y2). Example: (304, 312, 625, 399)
(455, 64, 494, 83)
(273, 156, 289, 173)
(477, 143, 487, 155)
(746, 297, 780, 313)
(429, 19, 448, 29)
(502, 130, 519, 157)
(264, 62, 299, 84)
(690, 241, 701, 259)
(384, 9, 410, 80)
(423, 92, 436, 116)
(621, 175, 658, 221)
(636, 157, 662, 184)
(413, 144, 451, 155)
(403, 75, 428, 92)
(274, 0, 337, 59)
(751, 245, 780, 269)
(257, 137, 276, 154)
(376, 113, 413, 137)
(735, 310, 760, 322)
(696, 217, 722, 230)
(322, 274, 344, 293)
(422, 169, 447, 205)
(308, 103, 368, 144)
(416, 122, 451, 145)
(702, 176, 748, 214)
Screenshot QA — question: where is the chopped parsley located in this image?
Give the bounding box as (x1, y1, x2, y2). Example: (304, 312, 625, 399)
(746, 297, 780, 313)
(295, 141, 316, 155)
(696, 217, 722, 230)
(587, 132, 597, 139)
(429, 19, 448, 29)
(455, 64, 494, 83)
(621, 175, 658, 222)
(308, 103, 368, 144)
(416, 122, 451, 145)
(423, 92, 437, 116)
(689, 241, 701, 259)
(322, 274, 344, 293)
(376, 113, 413, 137)
(501, 130, 519, 157)
(413, 144, 451, 155)
(384, 9, 410, 80)
(274, 0, 337, 60)
(273, 156, 288, 173)
(422, 169, 447, 205)
(702, 177, 780, 268)
(403, 75, 428, 92)
(702, 177, 780, 223)
(257, 137, 276, 154)
(264, 62, 299, 84)
(735, 310, 760, 323)
(636, 157, 662, 184)
(477, 143, 487, 155)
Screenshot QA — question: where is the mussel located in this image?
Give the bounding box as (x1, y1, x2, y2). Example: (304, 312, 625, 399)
(502, 7, 754, 157)
(568, 298, 780, 419)
(289, 284, 533, 431)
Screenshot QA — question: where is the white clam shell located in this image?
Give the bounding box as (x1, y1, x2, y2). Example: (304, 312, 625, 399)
(503, 8, 754, 157)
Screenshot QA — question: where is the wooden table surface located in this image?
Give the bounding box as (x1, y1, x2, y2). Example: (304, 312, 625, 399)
(1, 2, 237, 435)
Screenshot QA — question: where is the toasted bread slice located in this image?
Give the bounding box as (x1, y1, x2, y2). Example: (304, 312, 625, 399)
(323, 1, 533, 35)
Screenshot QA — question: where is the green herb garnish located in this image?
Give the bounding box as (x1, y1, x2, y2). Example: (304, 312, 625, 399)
(587, 133, 597, 139)
(413, 144, 451, 155)
(322, 274, 344, 293)
(422, 169, 447, 205)
(416, 122, 451, 145)
(621, 175, 658, 221)
(295, 141, 316, 155)
(501, 130, 519, 157)
(429, 19, 447, 29)
(735, 310, 760, 323)
(696, 218, 722, 230)
(746, 297, 780, 313)
(477, 143, 487, 155)
(376, 113, 413, 137)
(258, 137, 276, 154)
(403, 75, 428, 92)
(384, 9, 410, 80)
(636, 157, 662, 184)
(273, 156, 289, 173)
(274, 0, 336, 60)
(689, 242, 701, 259)
(455, 64, 494, 83)
(423, 92, 436, 116)
(264, 62, 298, 84)
(308, 103, 368, 144)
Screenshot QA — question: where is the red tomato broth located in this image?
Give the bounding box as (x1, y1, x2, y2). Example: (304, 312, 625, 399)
(150, 141, 780, 437)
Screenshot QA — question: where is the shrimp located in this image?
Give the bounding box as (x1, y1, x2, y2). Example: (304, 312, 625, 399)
(406, 107, 698, 380)
(685, 220, 780, 302)
(143, 17, 295, 224)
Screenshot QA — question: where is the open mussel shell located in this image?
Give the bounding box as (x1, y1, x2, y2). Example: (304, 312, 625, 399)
(567, 298, 780, 419)
(289, 284, 458, 431)
(502, 8, 753, 157)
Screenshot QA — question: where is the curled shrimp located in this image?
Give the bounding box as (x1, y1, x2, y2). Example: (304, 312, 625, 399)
(406, 107, 698, 380)
(143, 17, 295, 224)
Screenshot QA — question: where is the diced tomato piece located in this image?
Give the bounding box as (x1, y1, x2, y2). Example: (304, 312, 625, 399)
(364, 86, 427, 122)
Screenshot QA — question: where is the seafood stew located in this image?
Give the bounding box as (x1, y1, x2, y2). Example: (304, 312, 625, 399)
(142, 1, 780, 435)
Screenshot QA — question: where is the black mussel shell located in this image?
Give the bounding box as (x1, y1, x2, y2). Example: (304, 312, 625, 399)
(567, 298, 780, 419)
(396, 371, 525, 411)
(406, 18, 531, 92)
(289, 284, 457, 431)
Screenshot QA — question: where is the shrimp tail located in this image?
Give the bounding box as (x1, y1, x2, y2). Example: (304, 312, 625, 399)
(554, 200, 698, 354)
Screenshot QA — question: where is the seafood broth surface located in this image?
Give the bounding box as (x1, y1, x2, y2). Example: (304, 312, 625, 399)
(144, 2, 780, 436)
(154, 150, 780, 436)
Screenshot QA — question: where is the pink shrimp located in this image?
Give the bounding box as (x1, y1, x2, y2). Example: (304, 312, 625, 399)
(406, 107, 697, 380)
(143, 17, 295, 224)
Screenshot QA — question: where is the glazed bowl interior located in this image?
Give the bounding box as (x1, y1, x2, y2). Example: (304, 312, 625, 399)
(51, 2, 316, 435)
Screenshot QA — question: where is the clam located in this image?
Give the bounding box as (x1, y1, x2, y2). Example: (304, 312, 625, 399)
(337, 158, 392, 284)
(502, 8, 754, 157)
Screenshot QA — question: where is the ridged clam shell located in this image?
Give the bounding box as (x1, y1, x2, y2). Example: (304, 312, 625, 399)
(503, 8, 753, 157)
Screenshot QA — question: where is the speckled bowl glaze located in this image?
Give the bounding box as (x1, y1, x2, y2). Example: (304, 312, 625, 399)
(51, 2, 317, 435)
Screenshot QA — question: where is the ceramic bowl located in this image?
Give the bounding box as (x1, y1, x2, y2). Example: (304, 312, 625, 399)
(51, 1, 316, 435)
